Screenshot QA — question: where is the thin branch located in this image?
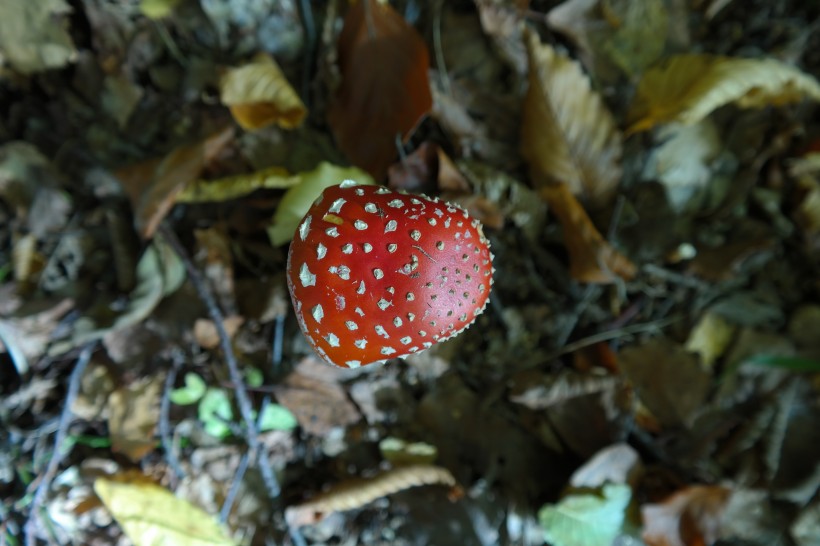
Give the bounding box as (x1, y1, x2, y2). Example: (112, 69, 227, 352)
(25, 343, 95, 546)
(160, 353, 186, 482)
(158, 225, 281, 500)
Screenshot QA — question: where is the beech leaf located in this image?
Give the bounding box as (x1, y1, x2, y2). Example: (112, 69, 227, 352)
(628, 54, 820, 133)
(220, 53, 306, 131)
(542, 184, 636, 283)
(521, 30, 623, 207)
(94, 477, 236, 546)
(328, 0, 433, 180)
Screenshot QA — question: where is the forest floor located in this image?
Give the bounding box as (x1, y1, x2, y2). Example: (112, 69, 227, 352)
(1, 0, 820, 545)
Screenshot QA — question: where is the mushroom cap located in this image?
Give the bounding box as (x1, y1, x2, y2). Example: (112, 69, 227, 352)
(286, 181, 493, 368)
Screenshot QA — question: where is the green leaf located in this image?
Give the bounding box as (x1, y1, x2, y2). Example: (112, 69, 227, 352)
(244, 367, 264, 389)
(258, 403, 298, 431)
(267, 162, 375, 246)
(539, 484, 631, 546)
(170, 373, 207, 405)
(745, 355, 820, 373)
(198, 389, 234, 438)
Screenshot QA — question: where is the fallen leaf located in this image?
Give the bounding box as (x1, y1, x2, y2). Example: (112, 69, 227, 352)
(474, 0, 528, 74)
(220, 53, 306, 131)
(0, 0, 77, 74)
(569, 443, 642, 488)
(542, 184, 636, 283)
(94, 476, 236, 546)
(0, 298, 74, 373)
(521, 30, 623, 207)
(618, 337, 711, 428)
(116, 127, 234, 239)
(176, 166, 295, 203)
(628, 54, 820, 133)
(641, 485, 732, 546)
(601, 0, 669, 78)
(273, 357, 360, 436)
(267, 162, 374, 246)
(193, 316, 244, 350)
(139, 0, 183, 20)
(539, 483, 632, 546)
(684, 311, 736, 369)
(379, 437, 439, 466)
(285, 465, 456, 527)
(107, 375, 164, 462)
(328, 0, 433, 179)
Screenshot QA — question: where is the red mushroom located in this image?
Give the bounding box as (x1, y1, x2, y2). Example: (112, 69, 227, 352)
(286, 181, 494, 368)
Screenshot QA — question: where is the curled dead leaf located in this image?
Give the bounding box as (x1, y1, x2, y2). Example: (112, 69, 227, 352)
(628, 54, 820, 133)
(542, 184, 636, 283)
(220, 53, 306, 131)
(642, 485, 732, 546)
(521, 30, 623, 207)
(285, 465, 456, 527)
(328, 0, 433, 180)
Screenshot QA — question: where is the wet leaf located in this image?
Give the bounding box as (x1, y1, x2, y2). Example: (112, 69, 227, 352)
(628, 54, 820, 133)
(267, 162, 374, 246)
(0, 0, 76, 74)
(94, 476, 236, 546)
(328, 0, 433, 179)
(538, 483, 631, 546)
(220, 53, 306, 131)
(542, 184, 636, 283)
(108, 375, 163, 462)
(521, 30, 623, 207)
(641, 485, 732, 546)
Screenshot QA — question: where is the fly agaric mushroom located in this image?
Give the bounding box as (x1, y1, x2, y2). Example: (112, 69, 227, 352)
(286, 181, 493, 368)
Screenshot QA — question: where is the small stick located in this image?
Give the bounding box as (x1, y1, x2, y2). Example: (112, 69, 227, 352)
(25, 343, 95, 546)
(158, 225, 281, 500)
(160, 353, 186, 481)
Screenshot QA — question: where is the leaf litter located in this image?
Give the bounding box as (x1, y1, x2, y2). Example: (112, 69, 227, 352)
(1, 0, 820, 545)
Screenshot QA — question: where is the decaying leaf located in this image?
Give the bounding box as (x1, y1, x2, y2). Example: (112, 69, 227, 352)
(220, 53, 306, 131)
(177, 166, 295, 203)
(107, 375, 164, 462)
(521, 30, 623, 207)
(542, 184, 636, 283)
(267, 162, 374, 246)
(94, 476, 236, 546)
(618, 337, 711, 428)
(115, 127, 233, 239)
(285, 465, 456, 527)
(641, 485, 732, 546)
(0, 0, 77, 74)
(273, 357, 360, 436)
(539, 483, 632, 546)
(628, 54, 820, 133)
(684, 311, 736, 369)
(328, 0, 433, 179)
(601, 0, 669, 78)
(0, 298, 74, 374)
(569, 443, 641, 488)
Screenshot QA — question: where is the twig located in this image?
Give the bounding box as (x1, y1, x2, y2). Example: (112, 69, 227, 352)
(296, 0, 317, 107)
(271, 314, 285, 370)
(160, 354, 186, 482)
(219, 452, 250, 525)
(25, 343, 95, 546)
(158, 225, 281, 500)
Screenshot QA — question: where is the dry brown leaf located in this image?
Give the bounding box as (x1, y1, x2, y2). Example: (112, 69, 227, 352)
(642, 485, 732, 546)
(115, 127, 234, 239)
(194, 316, 244, 350)
(285, 465, 456, 527)
(273, 357, 360, 436)
(328, 0, 432, 180)
(542, 184, 636, 283)
(107, 375, 163, 462)
(521, 30, 623, 207)
(628, 54, 820, 133)
(220, 53, 306, 131)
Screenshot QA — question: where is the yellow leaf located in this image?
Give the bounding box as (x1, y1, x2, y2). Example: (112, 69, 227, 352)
(628, 54, 820, 133)
(177, 166, 296, 203)
(267, 162, 374, 246)
(220, 53, 306, 131)
(685, 311, 735, 369)
(521, 30, 622, 207)
(94, 477, 236, 546)
(139, 0, 183, 19)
